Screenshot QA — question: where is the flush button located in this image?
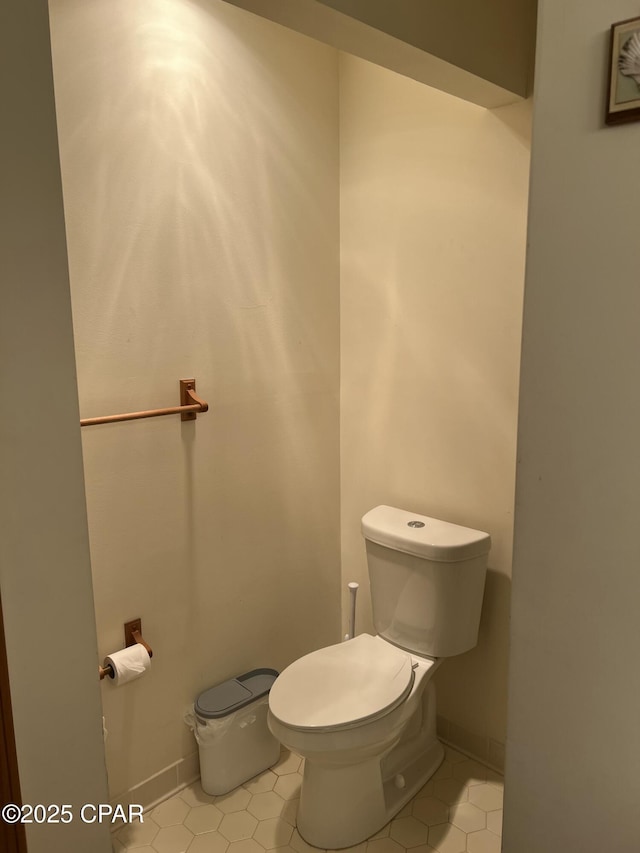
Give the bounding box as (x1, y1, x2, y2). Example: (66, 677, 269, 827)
(408, 520, 425, 528)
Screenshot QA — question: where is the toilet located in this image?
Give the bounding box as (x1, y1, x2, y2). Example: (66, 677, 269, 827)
(267, 505, 491, 849)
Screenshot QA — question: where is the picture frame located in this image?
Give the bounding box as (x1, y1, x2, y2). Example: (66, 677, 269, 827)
(606, 16, 640, 125)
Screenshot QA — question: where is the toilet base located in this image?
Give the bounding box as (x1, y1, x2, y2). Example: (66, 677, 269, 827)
(298, 738, 443, 849)
(296, 682, 444, 849)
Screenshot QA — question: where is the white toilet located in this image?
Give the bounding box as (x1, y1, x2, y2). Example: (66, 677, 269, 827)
(268, 505, 491, 849)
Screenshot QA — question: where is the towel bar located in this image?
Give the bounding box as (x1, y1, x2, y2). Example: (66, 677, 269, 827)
(81, 379, 207, 427)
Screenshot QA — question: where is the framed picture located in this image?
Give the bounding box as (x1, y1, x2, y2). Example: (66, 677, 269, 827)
(606, 16, 640, 125)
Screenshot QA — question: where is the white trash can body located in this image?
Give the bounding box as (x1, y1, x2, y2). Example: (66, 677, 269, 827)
(189, 668, 280, 795)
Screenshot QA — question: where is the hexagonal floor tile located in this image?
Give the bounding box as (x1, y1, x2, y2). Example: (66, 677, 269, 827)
(414, 779, 436, 800)
(215, 788, 252, 814)
(219, 811, 258, 842)
(449, 801, 486, 834)
(389, 816, 430, 848)
(184, 803, 224, 835)
(395, 801, 413, 820)
(337, 843, 367, 853)
(271, 751, 301, 776)
(366, 838, 404, 853)
(401, 846, 438, 853)
(247, 791, 285, 821)
(290, 828, 326, 853)
(226, 840, 264, 853)
(152, 797, 190, 828)
(151, 823, 194, 853)
(187, 831, 230, 853)
(114, 747, 501, 853)
(432, 761, 453, 781)
(243, 771, 277, 795)
(368, 822, 391, 841)
(118, 847, 155, 853)
(468, 784, 503, 813)
(486, 809, 503, 836)
(273, 774, 301, 801)
(253, 816, 294, 849)
(428, 823, 467, 853)
(113, 841, 157, 853)
(180, 784, 217, 809)
(116, 815, 159, 848)
(412, 796, 449, 827)
(466, 828, 502, 853)
(280, 797, 299, 827)
(453, 760, 488, 786)
(433, 778, 468, 806)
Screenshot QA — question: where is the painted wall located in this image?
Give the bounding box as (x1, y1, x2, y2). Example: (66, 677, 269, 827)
(321, 0, 537, 95)
(221, 0, 535, 108)
(504, 1, 640, 849)
(339, 54, 531, 766)
(0, 1, 111, 851)
(47, 0, 530, 802)
(49, 0, 341, 800)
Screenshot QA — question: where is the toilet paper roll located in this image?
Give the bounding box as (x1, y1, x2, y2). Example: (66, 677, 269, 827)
(104, 644, 151, 686)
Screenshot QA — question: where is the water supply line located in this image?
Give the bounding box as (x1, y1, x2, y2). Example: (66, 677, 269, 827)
(344, 582, 359, 641)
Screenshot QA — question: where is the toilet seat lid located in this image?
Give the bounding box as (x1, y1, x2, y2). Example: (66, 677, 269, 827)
(268, 634, 414, 731)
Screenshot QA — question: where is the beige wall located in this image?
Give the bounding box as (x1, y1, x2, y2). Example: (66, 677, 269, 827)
(505, 1, 640, 849)
(0, 2, 111, 851)
(339, 54, 530, 758)
(49, 0, 341, 799)
(47, 0, 529, 802)
(321, 0, 536, 95)
(221, 0, 534, 108)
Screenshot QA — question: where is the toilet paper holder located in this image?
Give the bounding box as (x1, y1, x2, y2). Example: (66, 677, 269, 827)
(99, 619, 153, 680)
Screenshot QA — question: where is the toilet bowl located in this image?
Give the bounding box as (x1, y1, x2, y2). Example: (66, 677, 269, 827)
(268, 506, 491, 849)
(268, 633, 443, 849)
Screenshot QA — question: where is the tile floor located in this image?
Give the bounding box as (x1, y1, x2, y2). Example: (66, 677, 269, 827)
(113, 746, 503, 853)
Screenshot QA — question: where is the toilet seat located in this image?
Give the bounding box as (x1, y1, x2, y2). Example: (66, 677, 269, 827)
(269, 634, 415, 732)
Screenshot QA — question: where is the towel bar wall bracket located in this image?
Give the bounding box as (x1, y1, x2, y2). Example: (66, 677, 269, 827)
(80, 378, 208, 427)
(179, 378, 203, 422)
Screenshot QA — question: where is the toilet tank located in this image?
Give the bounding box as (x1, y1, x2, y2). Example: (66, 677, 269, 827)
(361, 506, 491, 658)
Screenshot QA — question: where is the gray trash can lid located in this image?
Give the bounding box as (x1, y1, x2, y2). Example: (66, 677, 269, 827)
(195, 668, 279, 719)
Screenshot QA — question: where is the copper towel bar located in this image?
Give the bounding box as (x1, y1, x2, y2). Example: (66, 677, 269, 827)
(81, 378, 208, 427)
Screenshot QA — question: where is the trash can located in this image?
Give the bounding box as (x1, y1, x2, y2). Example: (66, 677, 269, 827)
(187, 668, 280, 795)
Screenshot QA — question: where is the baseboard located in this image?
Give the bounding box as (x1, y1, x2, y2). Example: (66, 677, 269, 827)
(436, 715, 505, 774)
(109, 751, 200, 829)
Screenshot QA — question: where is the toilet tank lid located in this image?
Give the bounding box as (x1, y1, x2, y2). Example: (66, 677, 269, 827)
(361, 505, 491, 562)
